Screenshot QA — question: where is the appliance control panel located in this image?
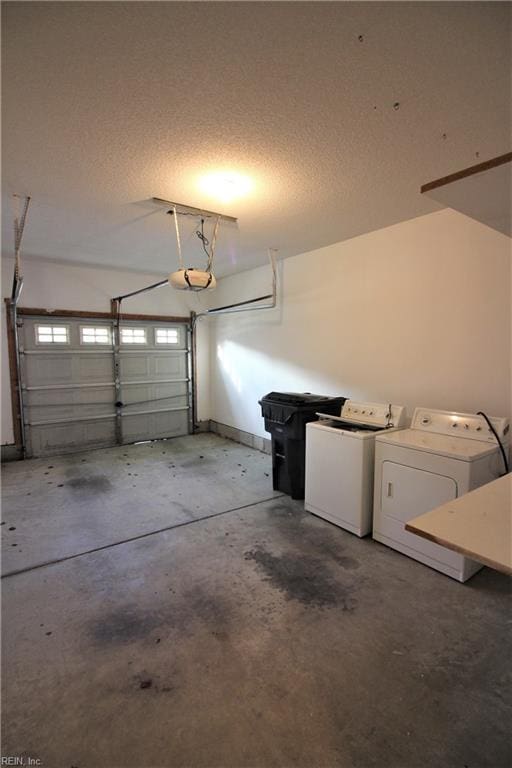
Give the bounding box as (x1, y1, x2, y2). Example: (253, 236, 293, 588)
(411, 407, 510, 442)
(338, 401, 407, 428)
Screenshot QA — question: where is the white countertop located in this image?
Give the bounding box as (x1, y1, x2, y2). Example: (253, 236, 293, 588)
(405, 473, 512, 575)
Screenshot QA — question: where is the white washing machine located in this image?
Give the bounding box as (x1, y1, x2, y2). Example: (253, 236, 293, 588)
(304, 400, 406, 536)
(373, 407, 509, 582)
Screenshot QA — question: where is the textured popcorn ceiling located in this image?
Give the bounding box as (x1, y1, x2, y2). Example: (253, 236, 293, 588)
(2, 1, 511, 277)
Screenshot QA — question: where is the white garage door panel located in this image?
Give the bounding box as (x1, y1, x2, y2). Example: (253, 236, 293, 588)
(27, 406, 115, 424)
(154, 354, 187, 377)
(25, 385, 115, 405)
(25, 385, 115, 423)
(19, 316, 191, 456)
(121, 381, 188, 409)
(121, 409, 189, 441)
(23, 353, 114, 385)
(116, 321, 190, 444)
(119, 352, 187, 381)
(29, 418, 117, 457)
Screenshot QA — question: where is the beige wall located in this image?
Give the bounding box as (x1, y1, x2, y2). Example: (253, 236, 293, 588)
(209, 209, 511, 437)
(1, 258, 211, 445)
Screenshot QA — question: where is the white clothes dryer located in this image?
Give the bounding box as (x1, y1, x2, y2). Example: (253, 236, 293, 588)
(373, 407, 509, 582)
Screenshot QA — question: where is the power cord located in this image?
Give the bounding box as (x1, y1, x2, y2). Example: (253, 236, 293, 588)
(477, 411, 509, 475)
(195, 219, 211, 262)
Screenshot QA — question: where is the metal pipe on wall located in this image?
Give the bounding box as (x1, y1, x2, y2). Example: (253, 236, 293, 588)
(193, 248, 277, 320)
(10, 297, 27, 456)
(188, 321, 196, 433)
(112, 279, 169, 302)
(110, 298, 124, 444)
(9, 195, 32, 456)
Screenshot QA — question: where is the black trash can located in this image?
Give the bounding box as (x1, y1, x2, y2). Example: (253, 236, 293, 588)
(259, 392, 346, 500)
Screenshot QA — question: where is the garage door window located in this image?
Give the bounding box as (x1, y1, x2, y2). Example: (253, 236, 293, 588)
(35, 325, 69, 344)
(80, 326, 111, 344)
(120, 327, 147, 344)
(155, 328, 179, 344)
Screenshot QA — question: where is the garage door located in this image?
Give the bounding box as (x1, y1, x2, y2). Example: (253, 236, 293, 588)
(18, 315, 191, 457)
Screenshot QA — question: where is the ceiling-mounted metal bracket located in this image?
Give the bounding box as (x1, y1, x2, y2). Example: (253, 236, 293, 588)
(152, 197, 237, 224)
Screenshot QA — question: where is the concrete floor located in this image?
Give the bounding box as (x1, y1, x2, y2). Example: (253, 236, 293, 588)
(1, 434, 511, 768)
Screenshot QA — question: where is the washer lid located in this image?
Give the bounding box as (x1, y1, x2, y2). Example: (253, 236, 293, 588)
(375, 428, 501, 461)
(307, 420, 381, 439)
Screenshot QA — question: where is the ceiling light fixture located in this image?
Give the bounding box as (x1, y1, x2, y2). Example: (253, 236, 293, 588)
(198, 171, 253, 204)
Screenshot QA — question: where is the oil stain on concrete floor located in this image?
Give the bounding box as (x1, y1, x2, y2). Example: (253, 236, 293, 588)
(1, 437, 511, 768)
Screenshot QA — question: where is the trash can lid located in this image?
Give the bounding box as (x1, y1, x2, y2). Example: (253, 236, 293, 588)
(260, 391, 337, 405)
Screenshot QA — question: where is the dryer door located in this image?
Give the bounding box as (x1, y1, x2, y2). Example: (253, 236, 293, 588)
(382, 462, 457, 522)
(380, 461, 464, 571)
